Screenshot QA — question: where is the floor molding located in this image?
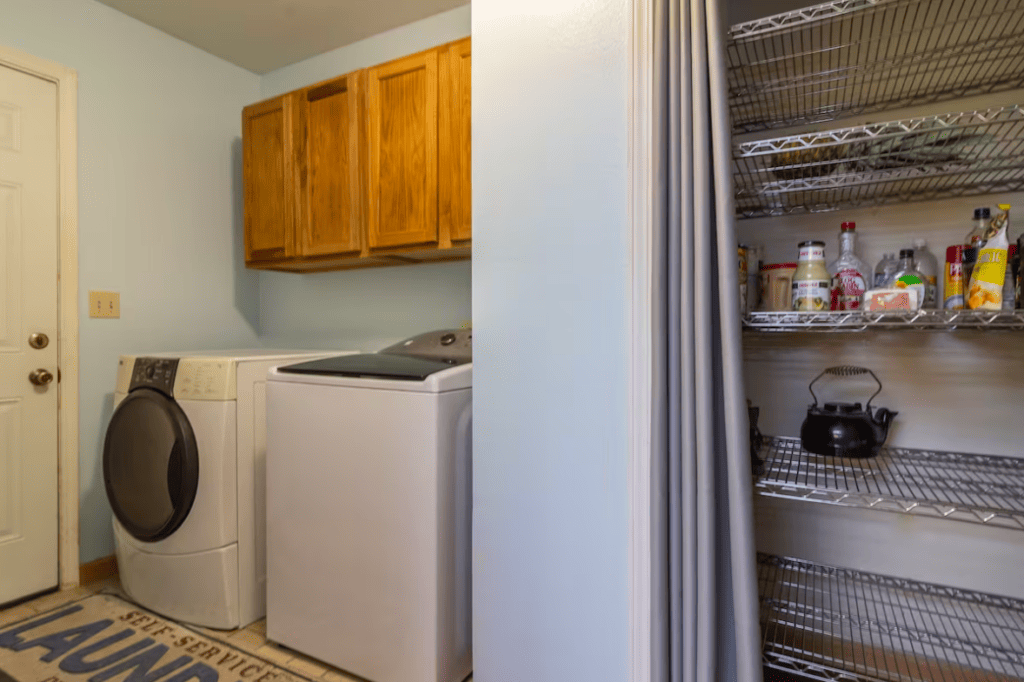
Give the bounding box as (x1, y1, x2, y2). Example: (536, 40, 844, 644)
(79, 555, 118, 586)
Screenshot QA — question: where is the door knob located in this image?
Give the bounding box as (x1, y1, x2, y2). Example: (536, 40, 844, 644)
(29, 369, 54, 386)
(29, 333, 49, 349)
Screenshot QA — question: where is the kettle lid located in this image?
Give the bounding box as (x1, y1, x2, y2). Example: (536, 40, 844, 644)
(822, 402, 864, 415)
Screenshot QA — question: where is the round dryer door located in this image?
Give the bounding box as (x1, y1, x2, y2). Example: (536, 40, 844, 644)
(103, 388, 200, 542)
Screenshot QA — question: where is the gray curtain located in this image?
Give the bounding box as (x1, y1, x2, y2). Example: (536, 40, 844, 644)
(650, 1, 762, 681)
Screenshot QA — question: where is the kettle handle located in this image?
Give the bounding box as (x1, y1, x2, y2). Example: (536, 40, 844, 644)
(808, 366, 883, 410)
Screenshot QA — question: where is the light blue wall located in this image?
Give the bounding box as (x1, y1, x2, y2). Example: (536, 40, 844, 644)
(1, 1, 474, 563)
(472, 1, 632, 680)
(0, 0, 263, 563)
(257, 6, 472, 353)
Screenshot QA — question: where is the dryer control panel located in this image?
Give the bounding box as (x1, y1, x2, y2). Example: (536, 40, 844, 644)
(173, 359, 236, 401)
(116, 356, 236, 400)
(127, 358, 179, 395)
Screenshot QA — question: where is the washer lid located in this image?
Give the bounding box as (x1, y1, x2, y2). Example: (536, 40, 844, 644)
(277, 353, 463, 381)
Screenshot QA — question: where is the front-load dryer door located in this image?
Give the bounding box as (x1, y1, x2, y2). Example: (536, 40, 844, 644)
(103, 388, 200, 542)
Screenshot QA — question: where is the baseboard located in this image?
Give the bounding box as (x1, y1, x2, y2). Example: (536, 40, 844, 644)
(79, 555, 118, 586)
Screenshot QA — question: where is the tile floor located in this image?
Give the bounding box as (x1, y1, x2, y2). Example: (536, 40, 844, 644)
(0, 576, 365, 682)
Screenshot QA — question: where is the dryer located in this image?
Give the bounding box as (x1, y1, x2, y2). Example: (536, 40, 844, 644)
(103, 350, 350, 629)
(266, 330, 472, 682)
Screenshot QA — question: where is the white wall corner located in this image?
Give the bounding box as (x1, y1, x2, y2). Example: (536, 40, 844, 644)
(629, 0, 655, 680)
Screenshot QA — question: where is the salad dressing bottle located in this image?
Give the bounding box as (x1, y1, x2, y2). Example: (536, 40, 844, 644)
(827, 222, 870, 310)
(792, 241, 831, 312)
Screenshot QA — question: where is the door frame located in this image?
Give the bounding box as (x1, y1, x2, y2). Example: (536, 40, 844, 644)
(629, 0, 655, 681)
(0, 44, 80, 588)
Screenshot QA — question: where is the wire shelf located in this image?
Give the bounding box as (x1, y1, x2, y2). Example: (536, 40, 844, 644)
(734, 105, 1024, 218)
(760, 554, 1024, 681)
(728, 0, 1024, 133)
(743, 309, 1024, 332)
(757, 437, 1024, 530)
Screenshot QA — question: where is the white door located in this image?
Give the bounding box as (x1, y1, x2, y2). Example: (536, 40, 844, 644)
(0, 63, 59, 604)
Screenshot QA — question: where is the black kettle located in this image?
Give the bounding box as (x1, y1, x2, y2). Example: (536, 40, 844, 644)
(800, 366, 897, 458)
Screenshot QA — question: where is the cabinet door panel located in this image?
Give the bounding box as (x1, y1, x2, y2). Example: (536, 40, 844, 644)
(440, 38, 471, 243)
(243, 96, 295, 263)
(367, 52, 438, 249)
(299, 75, 362, 256)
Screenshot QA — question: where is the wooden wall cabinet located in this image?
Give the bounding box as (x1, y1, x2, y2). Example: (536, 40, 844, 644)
(440, 38, 471, 244)
(242, 38, 471, 273)
(297, 73, 363, 258)
(366, 50, 438, 250)
(242, 95, 296, 265)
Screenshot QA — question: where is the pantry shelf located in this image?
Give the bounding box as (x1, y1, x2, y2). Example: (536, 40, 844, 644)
(759, 553, 1024, 682)
(728, 0, 1024, 133)
(733, 105, 1024, 218)
(743, 309, 1024, 332)
(756, 436, 1024, 531)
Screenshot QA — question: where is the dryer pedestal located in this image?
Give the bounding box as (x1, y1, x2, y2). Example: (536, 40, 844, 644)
(115, 521, 239, 629)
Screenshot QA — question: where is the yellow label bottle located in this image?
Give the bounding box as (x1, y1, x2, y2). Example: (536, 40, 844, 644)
(968, 205, 1010, 310)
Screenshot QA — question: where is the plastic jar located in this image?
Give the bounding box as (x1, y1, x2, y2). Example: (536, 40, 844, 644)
(792, 241, 831, 312)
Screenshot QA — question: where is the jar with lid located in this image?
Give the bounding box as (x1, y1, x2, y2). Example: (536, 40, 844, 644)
(792, 241, 831, 312)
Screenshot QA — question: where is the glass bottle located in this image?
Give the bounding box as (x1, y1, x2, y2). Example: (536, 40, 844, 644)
(912, 238, 939, 309)
(792, 240, 831, 312)
(873, 253, 892, 288)
(891, 248, 927, 310)
(965, 207, 990, 247)
(827, 222, 871, 310)
(874, 252, 899, 288)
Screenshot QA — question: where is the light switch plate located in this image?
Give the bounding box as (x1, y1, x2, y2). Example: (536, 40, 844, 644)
(89, 291, 120, 318)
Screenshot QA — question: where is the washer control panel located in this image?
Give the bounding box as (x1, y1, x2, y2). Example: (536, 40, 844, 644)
(127, 358, 179, 395)
(381, 328, 472, 364)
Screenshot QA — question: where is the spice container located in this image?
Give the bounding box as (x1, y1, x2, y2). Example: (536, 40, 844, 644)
(944, 245, 964, 310)
(792, 241, 831, 312)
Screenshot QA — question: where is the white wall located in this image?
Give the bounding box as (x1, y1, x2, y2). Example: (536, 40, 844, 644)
(257, 6, 472, 352)
(472, 1, 631, 680)
(0, 0, 263, 562)
(260, 5, 470, 99)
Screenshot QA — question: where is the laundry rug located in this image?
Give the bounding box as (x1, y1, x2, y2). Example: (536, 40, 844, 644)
(0, 594, 306, 682)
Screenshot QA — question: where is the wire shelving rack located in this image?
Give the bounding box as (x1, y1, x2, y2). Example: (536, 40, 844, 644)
(756, 436, 1024, 530)
(743, 309, 1024, 332)
(759, 553, 1024, 681)
(728, 0, 1024, 133)
(733, 105, 1024, 218)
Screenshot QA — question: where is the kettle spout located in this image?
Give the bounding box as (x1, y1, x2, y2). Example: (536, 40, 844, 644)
(872, 407, 898, 437)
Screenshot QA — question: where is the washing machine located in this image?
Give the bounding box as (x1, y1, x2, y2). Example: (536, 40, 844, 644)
(103, 350, 351, 629)
(266, 329, 472, 682)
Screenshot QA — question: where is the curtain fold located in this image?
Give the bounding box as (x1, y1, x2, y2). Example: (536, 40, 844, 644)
(652, 1, 762, 680)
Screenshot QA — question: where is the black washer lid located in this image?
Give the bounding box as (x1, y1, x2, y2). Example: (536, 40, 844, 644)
(277, 353, 462, 381)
